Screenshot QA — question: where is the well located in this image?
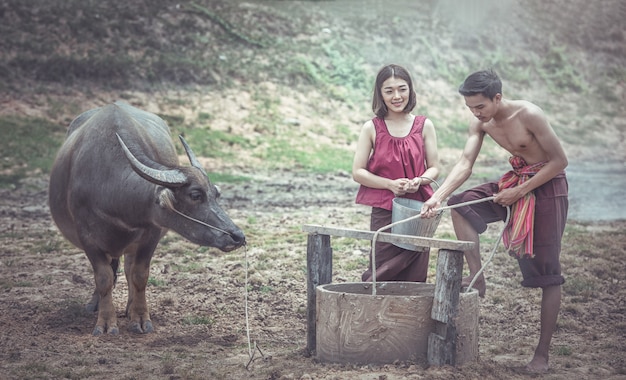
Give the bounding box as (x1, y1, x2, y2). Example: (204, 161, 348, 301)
(315, 282, 479, 365)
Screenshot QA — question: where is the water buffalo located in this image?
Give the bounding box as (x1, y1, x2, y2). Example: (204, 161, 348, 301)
(49, 100, 246, 335)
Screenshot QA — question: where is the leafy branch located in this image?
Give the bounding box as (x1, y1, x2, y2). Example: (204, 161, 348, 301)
(187, 3, 265, 48)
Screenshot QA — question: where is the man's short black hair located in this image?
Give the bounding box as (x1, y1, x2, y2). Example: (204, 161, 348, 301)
(458, 69, 502, 99)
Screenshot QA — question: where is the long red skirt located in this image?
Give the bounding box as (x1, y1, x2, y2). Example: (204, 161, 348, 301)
(361, 207, 430, 282)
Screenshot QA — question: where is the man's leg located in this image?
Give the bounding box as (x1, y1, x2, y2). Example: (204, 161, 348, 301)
(526, 284, 561, 372)
(451, 209, 486, 297)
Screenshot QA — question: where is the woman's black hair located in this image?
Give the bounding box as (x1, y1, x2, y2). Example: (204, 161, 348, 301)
(372, 64, 417, 119)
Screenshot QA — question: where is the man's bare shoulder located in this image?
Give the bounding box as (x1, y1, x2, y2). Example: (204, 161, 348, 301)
(512, 100, 546, 119)
(468, 116, 490, 135)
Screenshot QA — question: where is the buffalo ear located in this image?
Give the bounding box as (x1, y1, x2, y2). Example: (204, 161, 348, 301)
(156, 187, 176, 209)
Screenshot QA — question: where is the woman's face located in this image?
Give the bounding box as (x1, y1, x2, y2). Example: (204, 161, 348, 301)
(380, 76, 410, 114)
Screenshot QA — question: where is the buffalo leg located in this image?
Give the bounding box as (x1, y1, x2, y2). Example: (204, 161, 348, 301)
(85, 251, 119, 336)
(124, 243, 157, 334)
(85, 259, 119, 312)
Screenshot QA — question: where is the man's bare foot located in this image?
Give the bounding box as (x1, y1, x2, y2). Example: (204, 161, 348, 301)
(462, 275, 486, 298)
(525, 355, 549, 373)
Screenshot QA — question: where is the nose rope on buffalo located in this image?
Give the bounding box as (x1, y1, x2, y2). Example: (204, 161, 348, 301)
(170, 208, 233, 235)
(170, 205, 263, 368)
(370, 196, 511, 296)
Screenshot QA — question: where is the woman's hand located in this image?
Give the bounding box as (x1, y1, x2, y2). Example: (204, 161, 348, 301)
(403, 177, 422, 194)
(389, 178, 410, 196)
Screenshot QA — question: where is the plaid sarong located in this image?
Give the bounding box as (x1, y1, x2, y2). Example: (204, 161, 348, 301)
(498, 156, 546, 259)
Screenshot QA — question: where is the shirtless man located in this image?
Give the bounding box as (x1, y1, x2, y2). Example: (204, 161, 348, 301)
(421, 69, 568, 373)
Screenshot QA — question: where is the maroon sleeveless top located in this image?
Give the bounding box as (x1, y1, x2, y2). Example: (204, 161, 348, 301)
(355, 115, 435, 210)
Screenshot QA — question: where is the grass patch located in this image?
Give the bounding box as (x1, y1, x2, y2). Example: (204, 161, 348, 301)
(564, 276, 597, 300)
(554, 345, 573, 356)
(439, 118, 469, 150)
(536, 40, 587, 93)
(340, 256, 369, 272)
(0, 115, 65, 186)
(147, 277, 167, 287)
(260, 138, 353, 173)
(179, 127, 253, 160)
(172, 261, 205, 274)
(208, 172, 251, 184)
(182, 314, 214, 326)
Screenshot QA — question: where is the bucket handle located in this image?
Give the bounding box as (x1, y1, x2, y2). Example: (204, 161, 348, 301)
(417, 176, 439, 190)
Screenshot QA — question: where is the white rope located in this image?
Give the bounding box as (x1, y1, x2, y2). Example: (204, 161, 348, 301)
(166, 200, 264, 367)
(465, 205, 510, 294)
(244, 245, 252, 357)
(242, 246, 265, 370)
(370, 195, 508, 296)
(170, 208, 232, 235)
(169, 205, 262, 366)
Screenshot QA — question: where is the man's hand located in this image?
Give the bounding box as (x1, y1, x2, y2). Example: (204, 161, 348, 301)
(420, 197, 441, 218)
(494, 187, 525, 207)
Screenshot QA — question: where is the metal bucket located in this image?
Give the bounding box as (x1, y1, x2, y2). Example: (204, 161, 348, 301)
(391, 197, 442, 251)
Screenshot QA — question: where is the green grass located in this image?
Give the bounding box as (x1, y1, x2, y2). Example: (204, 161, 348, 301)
(258, 138, 354, 173)
(554, 345, 573, 356)
(179, 127, 254, 160)
(0, 115, 65, 186)
(439, 118, 469, 150)
(147, 277, 167, 287)
(207, 172, 251, 183)
(564, 276, 597, 301)
(182, 314, 214, 326)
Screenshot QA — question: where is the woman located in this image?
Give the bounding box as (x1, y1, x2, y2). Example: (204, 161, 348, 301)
(353, 64, 440, 282)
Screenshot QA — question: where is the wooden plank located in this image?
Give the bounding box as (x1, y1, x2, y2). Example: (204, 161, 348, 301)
(428, 249, 464, 366)
(305, 233, 332, 357)
(428, 323, 458, 366)
(302, 224, 474, 251)
(431, 249, 464, 324)
(427, 331, 448, 366)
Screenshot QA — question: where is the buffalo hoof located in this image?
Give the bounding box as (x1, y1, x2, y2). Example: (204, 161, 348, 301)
(129, 320, 154, 334)
(143, 321, 154, 333)
(92, 325, 119, 336)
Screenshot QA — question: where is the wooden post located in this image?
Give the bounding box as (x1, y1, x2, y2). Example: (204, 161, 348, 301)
(428, 248, 464, 366)
(305, 233, 332, 356)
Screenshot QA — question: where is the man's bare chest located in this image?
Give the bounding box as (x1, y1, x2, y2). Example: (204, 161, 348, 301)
(484, 123, 537, 156)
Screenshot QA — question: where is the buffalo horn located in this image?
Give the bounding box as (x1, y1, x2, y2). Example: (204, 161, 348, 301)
(178, 135, 208, 177)
(116, 133, 188, 187)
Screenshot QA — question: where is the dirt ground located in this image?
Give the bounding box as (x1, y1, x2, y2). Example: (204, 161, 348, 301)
(1, 168, 625, 380)
(1, 0, 626, 379)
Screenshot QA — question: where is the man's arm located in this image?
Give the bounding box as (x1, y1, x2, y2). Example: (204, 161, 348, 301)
(421, 122, 484, 216)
